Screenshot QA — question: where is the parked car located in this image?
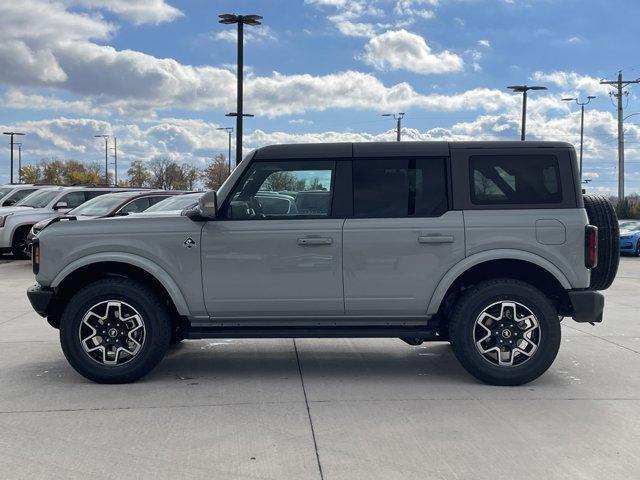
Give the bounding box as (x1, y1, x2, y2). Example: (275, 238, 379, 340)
(131, 192, 205, 216)
(0, 186, 127, 258)
(27, 190, 181, 245)
(0, 184, 53, 207)
(28, 141, 619, 386)
(619, 220, 640, 256)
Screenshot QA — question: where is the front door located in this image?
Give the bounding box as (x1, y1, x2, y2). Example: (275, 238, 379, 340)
(343, 157, 465, 316)
(201, 159, 344, 318)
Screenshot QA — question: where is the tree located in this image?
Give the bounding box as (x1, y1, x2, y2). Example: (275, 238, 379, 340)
(19, 165, 41, 184)
(148, 157, 170, 189)
(201, 154, 229, 190)
(181, 164, 200, 190)
(127, 160, 150, 187)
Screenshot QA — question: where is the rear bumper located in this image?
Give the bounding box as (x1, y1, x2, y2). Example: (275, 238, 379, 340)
(568, 290, 604, 323)
(27, 284, 55, 317)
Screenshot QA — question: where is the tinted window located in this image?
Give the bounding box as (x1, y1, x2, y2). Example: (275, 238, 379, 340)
(470, 155, 562, 205)
(353, 158, 447, 218)
(224, 161, 334, 219)
(86, 190, 111, 200)
(60, 191, 87, 209)
(120, 197, 151, 214)
(9, 188, 37, 202)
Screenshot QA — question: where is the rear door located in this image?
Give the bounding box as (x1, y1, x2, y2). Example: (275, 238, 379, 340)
(343, 156, 465, 316)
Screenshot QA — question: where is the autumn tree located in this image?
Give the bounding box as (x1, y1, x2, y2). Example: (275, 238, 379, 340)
(201, 154, 229, 190)
(19, 165, 41, 184)
(127, 160, 150, 187)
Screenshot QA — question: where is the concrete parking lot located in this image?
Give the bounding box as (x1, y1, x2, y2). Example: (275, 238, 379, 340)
(1, 255, 640, 479)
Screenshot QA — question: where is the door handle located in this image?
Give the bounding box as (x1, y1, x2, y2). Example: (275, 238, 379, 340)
(298, 237, 333, 246)
(418, 235, 454, 244)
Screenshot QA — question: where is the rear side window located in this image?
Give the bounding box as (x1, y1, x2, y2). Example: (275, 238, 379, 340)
(353, 158, 447, 218)
(470, 155, 562, 205)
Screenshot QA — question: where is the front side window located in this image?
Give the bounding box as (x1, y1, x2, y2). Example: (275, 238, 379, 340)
(223, 161, 334, 219)
(8, 188, 37, 203)
(16, 189, 59, 208)
(353, 158, 448, 218)
(60, 191, 87, 209)
(470, 155, 562, 205)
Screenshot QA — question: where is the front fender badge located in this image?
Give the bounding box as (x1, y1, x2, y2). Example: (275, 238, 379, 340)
(183, 237, 196, 248)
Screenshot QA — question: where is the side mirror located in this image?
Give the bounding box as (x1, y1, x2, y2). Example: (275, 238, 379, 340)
(187, 191, 217, 221)
(53, 201, 68, 211)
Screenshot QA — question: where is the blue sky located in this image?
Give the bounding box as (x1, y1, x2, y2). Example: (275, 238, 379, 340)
(1, 0, 640, 194)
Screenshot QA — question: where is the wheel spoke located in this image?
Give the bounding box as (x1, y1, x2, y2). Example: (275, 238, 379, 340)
(473, 300, 541, 368)
(78, 300, 145, 367)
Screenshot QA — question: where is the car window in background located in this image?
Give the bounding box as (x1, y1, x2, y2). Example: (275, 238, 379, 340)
(86, 190, 112, 200)
(69, 194, 126, 216)
(59, 191, 87, 209)
(7, 188, 37, 203)
(144, 193, 203, 212)
(120, 197, 151, 214)
(353, 158, 448, 218)
(0, 187, 13, 199)
(16, 189, 59, 208)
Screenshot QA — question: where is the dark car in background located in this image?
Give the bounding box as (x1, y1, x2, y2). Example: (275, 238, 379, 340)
(27, 190, 183, 245)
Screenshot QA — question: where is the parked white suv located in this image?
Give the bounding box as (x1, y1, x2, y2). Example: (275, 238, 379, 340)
(0, 186, 124, 258)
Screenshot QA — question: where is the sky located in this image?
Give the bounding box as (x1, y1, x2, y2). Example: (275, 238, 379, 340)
(1, 0, 640, 194)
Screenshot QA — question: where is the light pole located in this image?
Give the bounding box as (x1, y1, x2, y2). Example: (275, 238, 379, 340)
(16, 143, 22, 183)
(562, 95, 596, 179)
(225, 113, 253, 167)
(507, 85, 547, 140)
(382, 113, 405, 141)
(219, 13, 262, 170)
(94, 134, 109, 185)
(216, 127, 234, 173)
(112, 137, 118, 186)
(3, 131, 25, 184)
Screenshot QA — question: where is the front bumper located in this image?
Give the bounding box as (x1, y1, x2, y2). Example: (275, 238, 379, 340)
(568, 290, 604, 323)
(619, 238, 637, 253)
(27, 284, 55, 317)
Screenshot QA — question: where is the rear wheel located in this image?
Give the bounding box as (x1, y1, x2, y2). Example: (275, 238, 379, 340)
(59, 278, 171, 383)
(448, 279, 561, 386)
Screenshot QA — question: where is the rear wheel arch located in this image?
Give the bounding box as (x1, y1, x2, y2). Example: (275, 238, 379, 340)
(428, 255, 571, 319)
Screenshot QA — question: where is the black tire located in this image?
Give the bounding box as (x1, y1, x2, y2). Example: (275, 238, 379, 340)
(448, 279, 561, 386)
(583, 194, 619, 290)
(11, 226, 31, 259)
(635, 241, 640, 258)
(59, 278, 171, 384)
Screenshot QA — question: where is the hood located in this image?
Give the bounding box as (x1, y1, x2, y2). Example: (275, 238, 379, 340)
(621, 228, 640, 236)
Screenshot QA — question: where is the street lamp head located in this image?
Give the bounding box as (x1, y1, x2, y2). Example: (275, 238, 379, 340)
(587, 95, 597, 100)
(381, 113, 392, 117)
(508, 85, 547, 93)
(94, 134, 109, 138)
(218, 13, 239, 24)
(226, 112, 254, 117)
(3, 132, 25, 136)
(242, 14, 263, 25)
(529, 86, 548, 91)
(562, 97, 576, 102)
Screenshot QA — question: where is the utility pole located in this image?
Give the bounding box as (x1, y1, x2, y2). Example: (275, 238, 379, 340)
(507, 85, 547, 140)
(94, 134, 109, 186)
(16, 143, 22, 183)
(600, 71, 640, 201)
(2, 132, 25, 184)
(382, 113, 405, 141)
(113, 137, 118, 186)
(562, 95, 596, 180)
(216, 127, 234, 173)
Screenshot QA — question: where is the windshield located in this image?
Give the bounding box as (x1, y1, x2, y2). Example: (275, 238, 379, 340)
(0, 187, 13, 199)
(15, 189, 59, 208)
(144, 193, 203, 212)
(69, 194, 127, 216)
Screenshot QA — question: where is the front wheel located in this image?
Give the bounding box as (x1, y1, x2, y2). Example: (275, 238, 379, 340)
(59, 278, 171, 383)
(448, 279, 561, 386)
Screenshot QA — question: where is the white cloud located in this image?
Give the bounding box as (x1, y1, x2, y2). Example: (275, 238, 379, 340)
(478, 39, 491, 48)
(64, 0, 183, 25)
(531, 70, 609, 95)
(361, 30, 464, 75)
(212, 26, 276, 43)
(394, 0, 438, 19)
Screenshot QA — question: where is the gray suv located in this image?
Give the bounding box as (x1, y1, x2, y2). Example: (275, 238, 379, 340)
(27, 142, 619, 386)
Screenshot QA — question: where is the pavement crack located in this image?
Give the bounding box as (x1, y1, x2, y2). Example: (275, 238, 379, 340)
(564, 324, 640, 355)
(293, 338, 325, 480)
